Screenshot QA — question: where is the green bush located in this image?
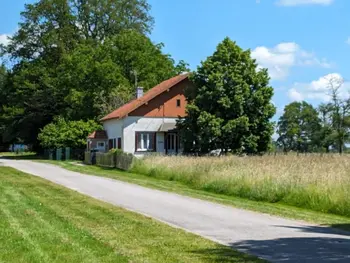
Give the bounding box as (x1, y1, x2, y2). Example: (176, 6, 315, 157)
(38, 117, 102, 149)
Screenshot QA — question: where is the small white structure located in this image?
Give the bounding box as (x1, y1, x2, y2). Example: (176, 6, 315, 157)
(89, 74, 192, 156)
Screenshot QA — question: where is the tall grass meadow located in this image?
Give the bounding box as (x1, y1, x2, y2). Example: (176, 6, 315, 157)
(132, 154, 350, 217)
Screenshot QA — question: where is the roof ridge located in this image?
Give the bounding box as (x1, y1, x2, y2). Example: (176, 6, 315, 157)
(101, 74, 189, 121)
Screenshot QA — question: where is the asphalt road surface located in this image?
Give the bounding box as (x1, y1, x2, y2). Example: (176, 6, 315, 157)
(2, 159, 350, 263)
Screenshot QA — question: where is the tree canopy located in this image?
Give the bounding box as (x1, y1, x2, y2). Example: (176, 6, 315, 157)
(0, 0, 185, 149)
(276, 76, 350, 154)
(277, 101, 320, 152)
(38, 118, 101, 149)
(179, 37, 276, 155)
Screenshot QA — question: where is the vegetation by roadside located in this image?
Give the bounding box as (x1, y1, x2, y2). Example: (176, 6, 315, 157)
(133, 155, 350, 218)
(0, 152, 38, 158)
(40, 160, 350, 232)
(0, 166, 262, 263)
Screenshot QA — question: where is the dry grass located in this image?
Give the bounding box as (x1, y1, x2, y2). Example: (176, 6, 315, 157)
(132, 154, 350, 217)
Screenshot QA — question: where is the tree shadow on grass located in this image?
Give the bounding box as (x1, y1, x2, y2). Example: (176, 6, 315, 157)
(0, 154, 43, 160)
(191, 225, 350, 262)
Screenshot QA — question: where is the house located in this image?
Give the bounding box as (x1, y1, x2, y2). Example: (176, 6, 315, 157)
(87, 73, 192, 156)
(86, 130, 108, 152)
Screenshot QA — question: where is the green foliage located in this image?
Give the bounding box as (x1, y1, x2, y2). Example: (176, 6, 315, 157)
(0, 65, 8, 146)
(7, 0, 154, 60)
(277, 101, 321, 152)
(1, 167, 255, 263)
(179, 38, 275, 154)
(276, 77, 350, 154)
(0, 1, 186, 147)
(38, 118, 101, 149)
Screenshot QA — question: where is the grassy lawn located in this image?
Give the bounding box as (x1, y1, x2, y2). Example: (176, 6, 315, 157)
(0, 166, 262, 263)
(40, 160, 350, 232)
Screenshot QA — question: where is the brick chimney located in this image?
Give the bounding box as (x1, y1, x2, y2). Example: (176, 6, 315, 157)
(136, 87, 144, 99)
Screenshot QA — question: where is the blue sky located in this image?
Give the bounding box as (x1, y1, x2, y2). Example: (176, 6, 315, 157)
(1, 0, 349, 119)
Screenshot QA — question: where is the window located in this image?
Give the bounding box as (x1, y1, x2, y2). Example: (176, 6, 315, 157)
(108, 139, 113, 150)
(136, 132, 155, 151)
(176, 99, 181, 107)
(117, 137, 122, 149)
(97, 142, 105, 148)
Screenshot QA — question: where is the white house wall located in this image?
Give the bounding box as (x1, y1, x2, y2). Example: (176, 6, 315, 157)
(103, 119, 123, 147)
(123, 116, 177, 154)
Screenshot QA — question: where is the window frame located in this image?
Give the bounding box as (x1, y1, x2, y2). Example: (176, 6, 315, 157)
(176, 99, 181, 108)
(135, 132, 156, 152)
(117, 137, 122, 149)
(97, 141, 105, 148)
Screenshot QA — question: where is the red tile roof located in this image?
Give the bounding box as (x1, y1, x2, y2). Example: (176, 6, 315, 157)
(87, 130, 108, 139)
(101, 74, 189, 121)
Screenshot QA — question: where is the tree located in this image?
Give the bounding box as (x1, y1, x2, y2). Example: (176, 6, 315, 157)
(38, 117, 101, 149)
(0, 65, 9, 149)
(317, 103, 334, 152)
(6, 0, 154, 60)
(72, 0, 154, 41)
(277, 101, 321, 152)
(1, 1, 186, 148)
(57, 30, 179, 120)
(326, 76, 350, 154)
(179, 37, 276, 155)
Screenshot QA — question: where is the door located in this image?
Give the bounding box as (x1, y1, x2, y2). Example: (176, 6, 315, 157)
(166, 133, 178, 155)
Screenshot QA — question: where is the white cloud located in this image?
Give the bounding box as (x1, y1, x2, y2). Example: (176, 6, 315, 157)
(288, 88, 304, 101)
(287, 73, 350, 102)
(251, 42, 332, 80)
(276, 0, 334, 6)
(0, 34, 10, 46)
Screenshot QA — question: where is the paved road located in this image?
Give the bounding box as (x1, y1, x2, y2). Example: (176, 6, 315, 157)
(2, 159, 350, 262)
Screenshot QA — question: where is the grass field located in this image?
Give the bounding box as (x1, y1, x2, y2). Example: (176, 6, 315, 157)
(0, 166, 262, 263)
(132, 154, 350, 218)
(41, 160, 350, 231)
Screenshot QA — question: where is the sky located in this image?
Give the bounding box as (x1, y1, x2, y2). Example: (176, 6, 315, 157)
(0, 0, 349, 120)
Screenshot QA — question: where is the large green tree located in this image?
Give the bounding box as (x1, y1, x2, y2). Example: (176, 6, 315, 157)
(7, 0, 154, 60)
(179, 38, 276, 155)
(0, 65, 9, 149)
(57, 30, 180, 120)
(277, 101, 321, 152)
(1, 0, 185, 149)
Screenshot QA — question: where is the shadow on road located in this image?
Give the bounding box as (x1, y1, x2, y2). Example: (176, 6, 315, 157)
(192, 225, 350, 262)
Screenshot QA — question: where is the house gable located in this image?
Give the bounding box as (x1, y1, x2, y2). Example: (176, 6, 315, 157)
(129, 78, 189, 118)
(101, 74, 190, 121)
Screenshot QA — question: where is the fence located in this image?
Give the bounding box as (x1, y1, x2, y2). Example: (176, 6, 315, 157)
(84, 151, 134, 171)
(44, 148, 85, 161)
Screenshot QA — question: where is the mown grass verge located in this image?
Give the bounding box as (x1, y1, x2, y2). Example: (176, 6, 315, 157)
(39, 160, 350, 232)
(0, 166, 262, 263)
